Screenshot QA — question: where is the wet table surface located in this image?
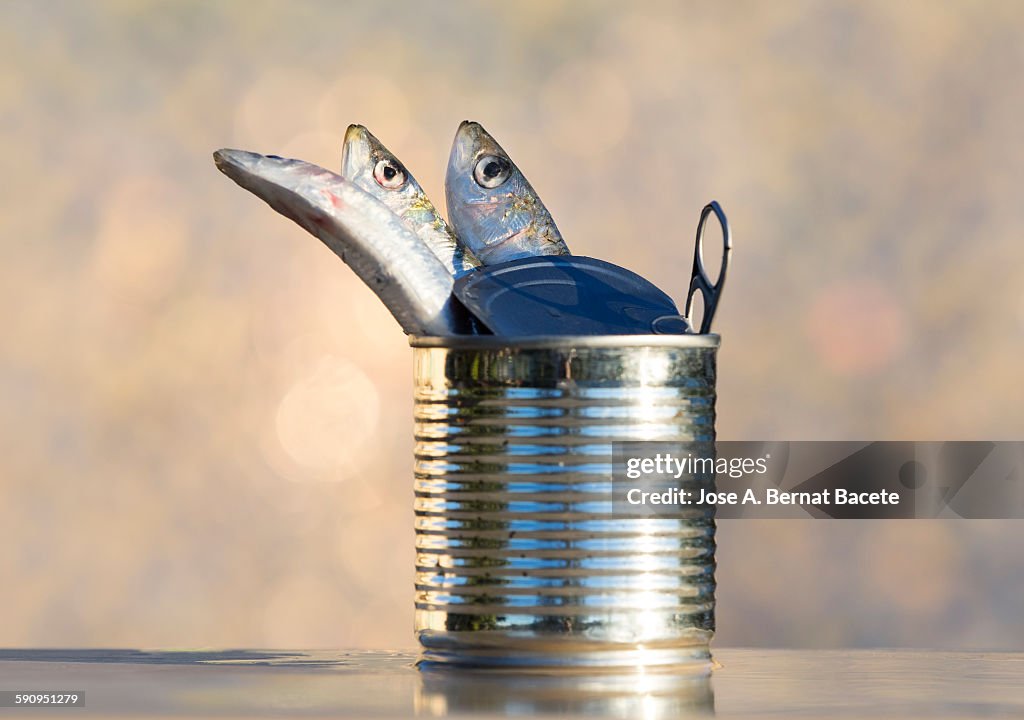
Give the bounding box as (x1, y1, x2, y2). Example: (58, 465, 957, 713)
(0, 649, 1022, 719)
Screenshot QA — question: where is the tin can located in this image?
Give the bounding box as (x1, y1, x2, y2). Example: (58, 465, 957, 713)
(411, 335, 718, 670)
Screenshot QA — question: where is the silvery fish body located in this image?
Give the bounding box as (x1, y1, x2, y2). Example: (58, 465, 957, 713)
(342, 125, 479, 277)
(213, 149, 463, 336)
(445, 121, 569, 264)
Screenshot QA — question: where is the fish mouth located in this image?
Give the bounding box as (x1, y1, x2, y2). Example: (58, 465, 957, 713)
(343, 125, 398, 177)
(213, 148, 262, 175)
(344, 124, 370, 145)
(342, 125, 375, 179)
(212, 147, 250, 168)
(450, 120, 498, 169)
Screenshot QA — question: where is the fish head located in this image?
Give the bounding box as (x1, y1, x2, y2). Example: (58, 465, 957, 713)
(444, 121, 564, 264)
(213, 147, 461, 336)
(342, 125, 477, 275)
(342, 124, 442, 228)
(214, 148, 354, 238)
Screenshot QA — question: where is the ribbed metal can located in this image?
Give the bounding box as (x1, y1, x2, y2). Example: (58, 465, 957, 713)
(411, 335, 719, 670)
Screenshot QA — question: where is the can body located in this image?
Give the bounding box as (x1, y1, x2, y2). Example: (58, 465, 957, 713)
(411, 336, 718, 670)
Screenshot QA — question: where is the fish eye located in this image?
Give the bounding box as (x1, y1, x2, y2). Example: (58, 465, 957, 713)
(473, 155, 511, 189)
(373, 159, 407, 189)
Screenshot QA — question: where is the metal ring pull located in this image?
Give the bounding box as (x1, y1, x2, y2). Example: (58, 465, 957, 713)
(684, 200, 733, 334)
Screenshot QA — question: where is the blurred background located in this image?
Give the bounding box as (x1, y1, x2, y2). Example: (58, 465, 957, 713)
(2, 0, 1023, 650)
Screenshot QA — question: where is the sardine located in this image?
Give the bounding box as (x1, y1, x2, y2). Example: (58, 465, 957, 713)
(341, 125, 479, 276)
(445, 121, 569, 264)
(213, 149, 465, 336)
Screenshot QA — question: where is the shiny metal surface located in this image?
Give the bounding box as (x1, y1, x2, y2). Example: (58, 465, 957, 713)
(411, 336, 719, 669)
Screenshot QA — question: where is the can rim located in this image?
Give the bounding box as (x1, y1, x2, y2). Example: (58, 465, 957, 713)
(409, 334, 721, 349)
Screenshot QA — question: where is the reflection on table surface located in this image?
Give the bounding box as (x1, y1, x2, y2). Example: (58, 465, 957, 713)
(1, 649, 1022, 718)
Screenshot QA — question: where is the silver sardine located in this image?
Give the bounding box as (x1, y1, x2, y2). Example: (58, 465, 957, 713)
(213, 149, 464, 336)
(342, 125, 479, 276)
(445, 121, 569, 264)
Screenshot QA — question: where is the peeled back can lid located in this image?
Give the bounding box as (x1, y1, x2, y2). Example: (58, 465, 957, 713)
(452, 255, 689, 337)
